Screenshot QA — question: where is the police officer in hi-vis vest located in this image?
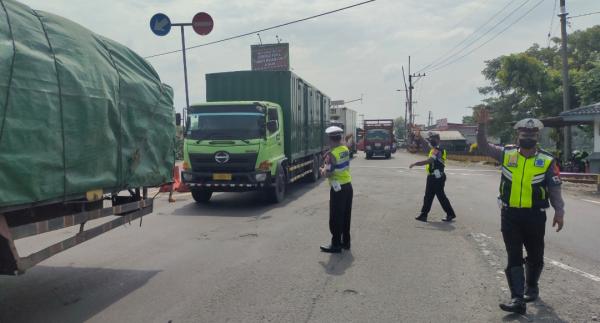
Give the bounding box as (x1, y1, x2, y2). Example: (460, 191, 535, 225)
(477, 110, 565, 315)
(410, 132, 457, 222)
(320, 126, 353, 253)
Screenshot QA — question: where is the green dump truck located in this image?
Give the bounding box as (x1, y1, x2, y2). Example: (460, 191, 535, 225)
(182, 71, 331, 203)
(0, 0, 175, 275)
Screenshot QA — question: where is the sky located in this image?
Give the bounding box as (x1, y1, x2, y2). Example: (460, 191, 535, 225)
(15, 0, 600, 125)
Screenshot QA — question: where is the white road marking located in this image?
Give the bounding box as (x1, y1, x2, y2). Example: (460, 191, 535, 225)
(581, 199, 600, 205)
(545, 258, 600, 282)
(473, 232, 600, 283)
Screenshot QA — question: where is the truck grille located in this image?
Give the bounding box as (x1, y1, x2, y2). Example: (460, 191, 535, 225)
(189, 153, 258, 172)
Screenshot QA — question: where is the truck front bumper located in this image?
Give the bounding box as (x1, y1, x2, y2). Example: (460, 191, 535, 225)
(182, 170, 272, 192)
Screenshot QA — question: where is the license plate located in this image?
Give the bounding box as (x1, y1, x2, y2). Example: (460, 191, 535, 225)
(375, 143, 381, 147)
(213, 173, 232, 181)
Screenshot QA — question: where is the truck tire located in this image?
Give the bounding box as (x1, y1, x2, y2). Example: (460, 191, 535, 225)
(267, 164, 286, 203)
(308, 155, 319, 182)
(385, 153, 391, 159)
(366, 153, 372, 160)
(192, 189, 212, 203)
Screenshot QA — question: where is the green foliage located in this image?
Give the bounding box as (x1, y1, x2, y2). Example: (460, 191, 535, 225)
(394, 116, 406, 139)
(466, 25, 600, 146)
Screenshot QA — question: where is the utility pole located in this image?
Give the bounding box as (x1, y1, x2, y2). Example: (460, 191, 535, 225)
(408, 56, 426, 129)
(559, 0, 571, 161)
(427, 111, 433, 127)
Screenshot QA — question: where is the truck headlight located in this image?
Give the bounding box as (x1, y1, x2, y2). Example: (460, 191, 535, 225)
(255, 173, 268, 182)
(366, 145, 372, 150)
(384, 145, 391, 150)
(183, 172, 193, 181)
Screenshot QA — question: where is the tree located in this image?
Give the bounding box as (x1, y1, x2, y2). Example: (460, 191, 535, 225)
(471, 25, 600, 147)
(394, 116, 405, 139)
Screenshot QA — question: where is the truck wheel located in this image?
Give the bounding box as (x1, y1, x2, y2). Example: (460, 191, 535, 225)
(267, 164, 286, 203)
(192, 189, 212, 203)
(385, 153, 391, 159)
(308, 155, 319, 182)
(366, 153, 372, 160)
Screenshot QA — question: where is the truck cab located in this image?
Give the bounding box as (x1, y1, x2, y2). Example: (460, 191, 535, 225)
(182, 101, 286, 203)
(364, 119, 395, 159)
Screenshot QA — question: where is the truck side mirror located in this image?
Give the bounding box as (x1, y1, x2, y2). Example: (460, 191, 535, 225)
(175, 113, 182, 126)
(267, 120, 279, 133)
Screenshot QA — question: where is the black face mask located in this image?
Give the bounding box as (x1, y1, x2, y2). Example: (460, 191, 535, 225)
(519, 138, 537, 149)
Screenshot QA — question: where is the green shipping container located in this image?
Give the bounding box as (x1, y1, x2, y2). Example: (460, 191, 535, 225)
(205, 71, 330, 162)
(0, 0, 175, 210)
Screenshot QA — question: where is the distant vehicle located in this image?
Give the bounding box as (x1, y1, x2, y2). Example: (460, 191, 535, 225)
(364, 119, 395, 159)
(182, 71, 331, 204)
(330, 107, 358, 157)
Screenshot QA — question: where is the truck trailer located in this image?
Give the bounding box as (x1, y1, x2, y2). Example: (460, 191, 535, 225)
(182, 71, 331, 203)
(0, 0, 175, 275)
(330, 107, 358, 157)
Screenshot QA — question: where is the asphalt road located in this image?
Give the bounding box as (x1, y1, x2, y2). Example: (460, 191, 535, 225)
(1, 151, 599, 323)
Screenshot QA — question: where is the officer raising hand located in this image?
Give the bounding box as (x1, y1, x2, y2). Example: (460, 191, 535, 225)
(477, 109, 565, 315)
(319, 126, 353, 253)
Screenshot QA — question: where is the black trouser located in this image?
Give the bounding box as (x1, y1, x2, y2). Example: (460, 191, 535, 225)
(329, 183, 353, 246)
(501, 208, 546, 269)
(419, 174, 455, 218)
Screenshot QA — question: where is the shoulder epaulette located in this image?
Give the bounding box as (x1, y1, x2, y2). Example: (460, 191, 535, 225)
(537, 149, 555, 159)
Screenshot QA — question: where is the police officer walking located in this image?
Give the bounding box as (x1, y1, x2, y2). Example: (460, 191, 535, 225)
(320, 126, 353, 253)
(477, 110, 565, 315)
(410, 133, 457, 222)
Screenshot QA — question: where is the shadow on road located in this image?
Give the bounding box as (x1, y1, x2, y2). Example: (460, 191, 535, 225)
(415, 221, 456, 232)
(0, 266, 159, 323)
(501, 299, 569, 322)
(172, 179, 324, 217)
(319, 251, 354, 276)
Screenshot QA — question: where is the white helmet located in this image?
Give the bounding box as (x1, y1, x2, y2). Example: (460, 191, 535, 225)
(325, 126, 344, 135)
(514, 118, 544, 131)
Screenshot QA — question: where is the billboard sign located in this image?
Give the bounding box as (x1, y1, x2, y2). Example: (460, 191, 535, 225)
(251, 43, 290, 71)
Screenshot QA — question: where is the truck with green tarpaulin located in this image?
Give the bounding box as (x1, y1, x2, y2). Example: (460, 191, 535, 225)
(0, 0, 175, 275)
(182, 70, 331, 203)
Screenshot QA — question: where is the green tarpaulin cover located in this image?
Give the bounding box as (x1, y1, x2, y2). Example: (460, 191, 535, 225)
(0, 0, 175, 210)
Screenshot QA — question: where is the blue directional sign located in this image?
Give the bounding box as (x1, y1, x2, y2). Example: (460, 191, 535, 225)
(150, 13, 171, 36)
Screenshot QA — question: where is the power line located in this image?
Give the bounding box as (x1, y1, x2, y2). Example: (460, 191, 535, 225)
(144, 0, 376, 59)
(429, 0, 545, 73)
(568, 11, 600, 19)
(416, 0, 521, 73)
(547, 0, 558, 47)
(424, 0, 532, 73)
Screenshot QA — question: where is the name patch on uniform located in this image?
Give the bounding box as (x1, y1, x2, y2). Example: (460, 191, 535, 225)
(534, 159, 545, 167)
(508, 154, 518, 167)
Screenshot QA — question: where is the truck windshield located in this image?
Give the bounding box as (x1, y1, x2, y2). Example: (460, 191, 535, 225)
(366, 129, 390, 141)
(187, 106, 265, 141)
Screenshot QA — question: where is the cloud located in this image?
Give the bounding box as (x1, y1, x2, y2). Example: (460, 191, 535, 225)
(15, 0, 600, 122)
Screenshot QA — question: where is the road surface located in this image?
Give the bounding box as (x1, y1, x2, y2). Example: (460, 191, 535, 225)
(1, 151, 599, 322)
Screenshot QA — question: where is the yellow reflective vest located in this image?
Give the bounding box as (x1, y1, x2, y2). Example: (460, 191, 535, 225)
(500, 148, 554, 208)
(425, 148, 447, 174)
(330, 145, 352, 185)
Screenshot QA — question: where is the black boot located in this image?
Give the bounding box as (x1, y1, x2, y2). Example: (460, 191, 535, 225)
(499, 266, 526, 315)
(415, 214, 427, 222)
(442, 214, 456, 222)
(341, 233, 351, 250)
(524, 259, 543, 303)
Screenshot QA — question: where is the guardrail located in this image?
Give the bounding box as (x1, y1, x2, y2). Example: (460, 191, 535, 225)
(560, 172, 600, 192)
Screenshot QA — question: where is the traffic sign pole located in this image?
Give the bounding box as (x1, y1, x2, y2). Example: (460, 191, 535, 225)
(149, 12, 213, 128)
(180, 25, 190, 124)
